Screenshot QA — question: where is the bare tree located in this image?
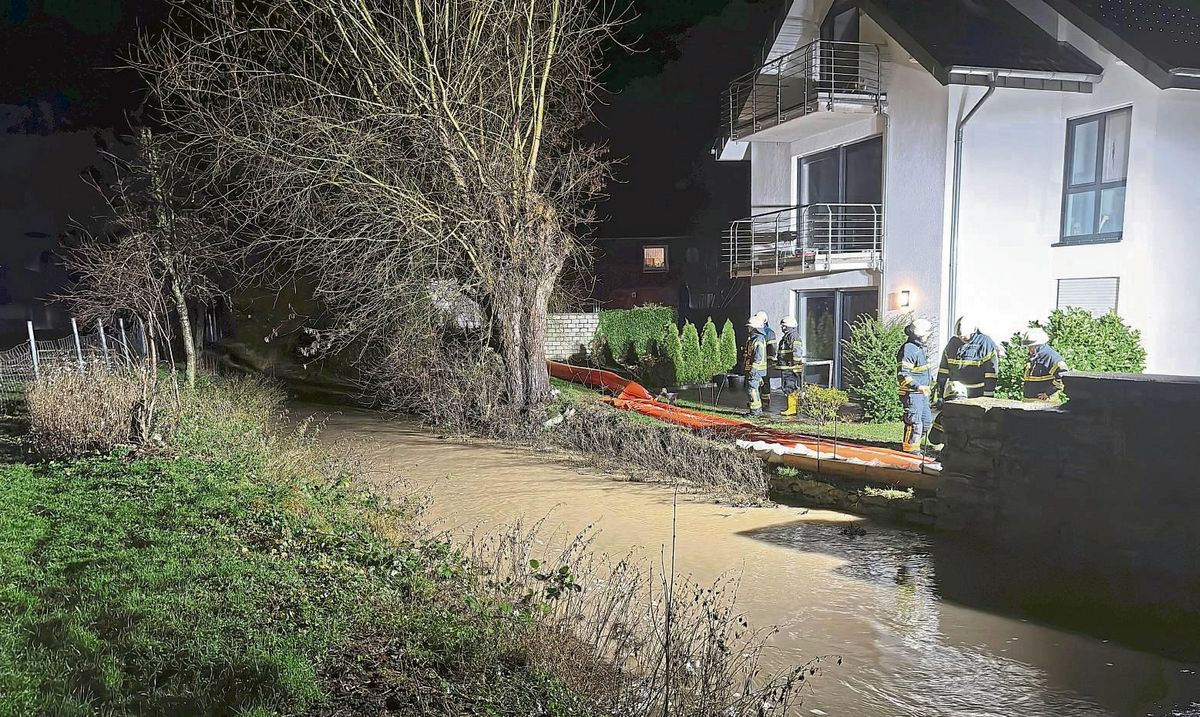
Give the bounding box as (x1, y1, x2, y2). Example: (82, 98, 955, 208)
(136, 0, 617, 416)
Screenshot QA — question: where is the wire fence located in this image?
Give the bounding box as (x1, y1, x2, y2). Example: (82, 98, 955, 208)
(0, 319, 149, 410)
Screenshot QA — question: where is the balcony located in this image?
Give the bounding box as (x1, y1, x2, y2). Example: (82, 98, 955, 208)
(724, 203, 883, 279)
(716, 40, 883, 157)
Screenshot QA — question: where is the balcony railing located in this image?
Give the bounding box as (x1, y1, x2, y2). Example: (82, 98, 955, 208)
(721, 39, 883, 144)
(724, 203, 883, 277)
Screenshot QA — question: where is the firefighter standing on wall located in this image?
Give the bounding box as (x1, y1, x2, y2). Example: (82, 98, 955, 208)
(897, 318, 936, 455)
(1022, 327, 1069, 402)
(754, 311, 779, 409)
(744, 314, 768, 416)
(928, 315, 999, 449)
(777, 315, 804, 417)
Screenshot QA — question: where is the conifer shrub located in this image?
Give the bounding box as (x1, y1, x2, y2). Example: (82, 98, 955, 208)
(699, 317, 723, 382)
(840, 314, 909, 423)
(679, 321, 703, 386)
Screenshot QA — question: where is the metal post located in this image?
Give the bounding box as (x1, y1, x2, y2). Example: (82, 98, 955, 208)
(26, 321, 40, 380)
(119, 318, 132, 365)
(137, 316, 148, 357)
(97, 319, 111, 371)
(70, 317, 84, 374)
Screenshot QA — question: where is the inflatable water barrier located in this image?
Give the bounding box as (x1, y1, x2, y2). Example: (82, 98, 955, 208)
(549, 361, 940, 490)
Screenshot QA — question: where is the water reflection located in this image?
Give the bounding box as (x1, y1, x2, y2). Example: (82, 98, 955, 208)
(308, 406, 1200, 717)
(745, 520, 1114, 715)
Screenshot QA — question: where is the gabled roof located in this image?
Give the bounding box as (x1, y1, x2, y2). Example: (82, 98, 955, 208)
(859, 0, 1103, 85)
(1040, 0, 1200, 90)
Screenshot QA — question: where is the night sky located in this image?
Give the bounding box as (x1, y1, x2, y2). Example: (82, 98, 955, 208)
(2, 0, 778, 227)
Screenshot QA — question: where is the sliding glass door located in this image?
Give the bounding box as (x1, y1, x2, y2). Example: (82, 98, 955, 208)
(798, 288, 878, 388)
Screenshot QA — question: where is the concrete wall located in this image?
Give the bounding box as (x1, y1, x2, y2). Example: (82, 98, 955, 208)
(937, 373, 1200, 612)
(545, 313, 600, 361)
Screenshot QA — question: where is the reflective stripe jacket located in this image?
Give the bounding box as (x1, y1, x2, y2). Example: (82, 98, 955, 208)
(937, 332, 999, 399)
(743, 328, 767, 377)
(897, 339, 934, 395)
(764, 325, 779, 362)
(777, 327, 803, 371)
(1024, 344, 1068, 399)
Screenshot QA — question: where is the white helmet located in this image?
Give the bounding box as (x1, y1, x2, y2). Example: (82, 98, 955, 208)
(747, 314, 767, 329)
(1022, 327, 1050, 347)
(780, 314, 798, 328)
(907, 318, 933, 341)
(945, 381, 968, 400)
(955, 315, 978, 338)
(754, 310, 769, 324)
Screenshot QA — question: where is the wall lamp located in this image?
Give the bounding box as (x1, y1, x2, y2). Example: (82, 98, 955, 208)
(899, 290, 912, 309)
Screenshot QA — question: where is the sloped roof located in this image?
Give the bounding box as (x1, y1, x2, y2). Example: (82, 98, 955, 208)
(1041, 0, 1200, 89)
(860, 0, 1102, 84)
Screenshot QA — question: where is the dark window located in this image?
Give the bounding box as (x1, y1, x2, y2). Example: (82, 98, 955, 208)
(642, 245, 668, 272)
(1057, 277, 1119, 315)
(1060, 108, 1130, 244)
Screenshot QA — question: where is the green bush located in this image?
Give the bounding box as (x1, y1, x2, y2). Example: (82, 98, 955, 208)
(841, 314, 909, 423)
(1045, 308, 1146, 374)
(995, 331, 1028, 400)
(995, 309, 1145, 400)
(719, 319, 739, 375)
(699, 318, 723, 381)
(799, 385, 849, 426)
(680, 321, 703, 385)
(655, 322, 685, 387)
(596, 306, 676, 365)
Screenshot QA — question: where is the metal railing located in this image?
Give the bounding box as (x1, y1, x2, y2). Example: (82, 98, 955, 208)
(721, 39, 883, 144)
(724, 203, 883, 277)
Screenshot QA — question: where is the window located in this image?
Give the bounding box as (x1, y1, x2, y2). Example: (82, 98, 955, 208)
(642, 245, 668, 272)
(1060, 108, 1131, 244)
(1057, 277, 1119, 316)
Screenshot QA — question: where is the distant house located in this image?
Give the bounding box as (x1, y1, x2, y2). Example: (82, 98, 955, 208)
(589, 235, 750, 329)
(715, 0, 1200, 385)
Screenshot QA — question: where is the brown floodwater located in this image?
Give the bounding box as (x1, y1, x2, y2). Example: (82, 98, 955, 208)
(308, 406, 1200, 717)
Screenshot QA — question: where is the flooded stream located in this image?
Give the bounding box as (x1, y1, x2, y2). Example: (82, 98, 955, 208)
(310, 406, 1200, 717)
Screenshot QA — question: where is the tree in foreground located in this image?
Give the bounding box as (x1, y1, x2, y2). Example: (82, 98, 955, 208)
(137, 0, 617, 421)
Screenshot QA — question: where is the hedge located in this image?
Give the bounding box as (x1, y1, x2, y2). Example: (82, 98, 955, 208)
(596, 306, 676, 365)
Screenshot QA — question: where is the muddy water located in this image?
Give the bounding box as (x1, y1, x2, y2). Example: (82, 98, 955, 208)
(311, 407, 1200, 717)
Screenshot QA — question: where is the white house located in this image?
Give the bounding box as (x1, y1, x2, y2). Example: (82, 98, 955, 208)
(716, 0, 1200, 385)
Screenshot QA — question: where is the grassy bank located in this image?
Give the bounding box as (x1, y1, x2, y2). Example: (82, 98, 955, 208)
(0, 378, 591, 716)
(1, 373, 817, 715)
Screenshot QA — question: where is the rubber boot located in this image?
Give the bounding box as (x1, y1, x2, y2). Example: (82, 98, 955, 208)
(780, 392, 799, 417)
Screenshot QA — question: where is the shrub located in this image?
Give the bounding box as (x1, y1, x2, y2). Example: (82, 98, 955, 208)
(1045, 307, 1146, 374)
(996, 331, 1029, 400)
(799, 385, 849, 426)
(719, 319, 739, 374)
(841, 314, 909, 423)
(26, 367, 144, 458)
(653, 321, 685, 387)
(595, 306, 675, 365)
(995, 309, 1145, 400)
(699, 317, 723, 381)
(679, 321, 703, 386)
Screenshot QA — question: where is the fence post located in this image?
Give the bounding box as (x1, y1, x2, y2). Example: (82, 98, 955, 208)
(97, 319, 111, 370)
(119, 318, 132, 365)
(137, 317, 148, 359)
(26, 320, 40, 380)
(70, 317, 85, 374)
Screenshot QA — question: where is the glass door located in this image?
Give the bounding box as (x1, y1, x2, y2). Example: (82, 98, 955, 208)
(800, 292, 837, 387)
(838, 290, 878, 386)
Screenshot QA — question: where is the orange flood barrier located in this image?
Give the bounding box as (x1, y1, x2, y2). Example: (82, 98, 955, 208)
(549, 361, 939, 490)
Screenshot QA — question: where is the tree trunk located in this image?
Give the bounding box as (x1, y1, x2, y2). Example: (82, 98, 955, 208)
(491, 268, 555, 415)
(170, 276, 196, 388)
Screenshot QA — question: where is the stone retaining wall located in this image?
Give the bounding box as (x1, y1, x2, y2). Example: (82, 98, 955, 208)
(545, 313, 599, 361)
(937, 372, 1200, 612)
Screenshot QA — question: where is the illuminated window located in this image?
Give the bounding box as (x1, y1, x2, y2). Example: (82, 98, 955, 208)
(643, 245, 668, 272)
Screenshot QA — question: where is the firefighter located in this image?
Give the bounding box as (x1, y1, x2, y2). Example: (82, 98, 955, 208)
(777, 315, 804, 417)
(928, 314, 999, 449)
(755, 311, 778, 408)
(897, 318, 935, 455)
(743, 314, 768, 416)
(1022, 328, 1069, 402)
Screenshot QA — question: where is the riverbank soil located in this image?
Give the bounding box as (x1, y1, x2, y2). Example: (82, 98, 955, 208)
(309, 406, 1200, 717)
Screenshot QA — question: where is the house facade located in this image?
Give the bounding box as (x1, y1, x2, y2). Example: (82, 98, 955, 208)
(716, 0, 1200, 385)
